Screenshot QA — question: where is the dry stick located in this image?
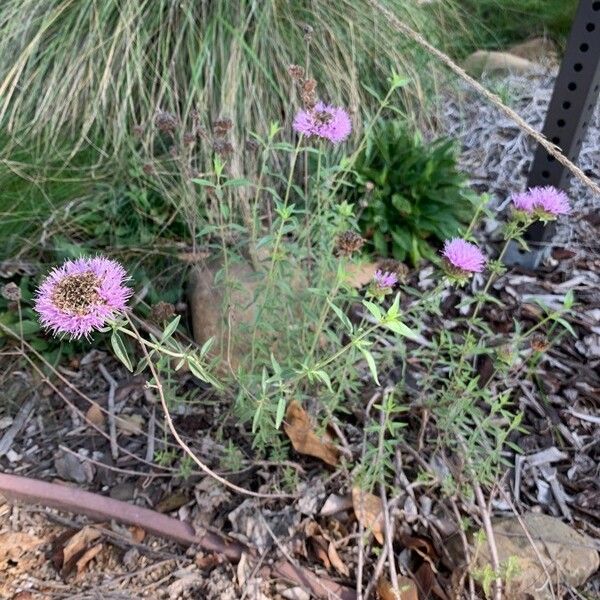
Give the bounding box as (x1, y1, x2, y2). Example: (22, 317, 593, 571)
(356, 391, 382, 600)
(125, 315, 294, 500)
(450, 498, 476, 600)
(378, 397, 399, 598)
(473, 480, 502, 600)
(98, 363, 119, 461)
(367, 0, 600, 198)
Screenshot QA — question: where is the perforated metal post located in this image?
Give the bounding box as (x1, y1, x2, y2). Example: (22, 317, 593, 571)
(505, 0, 600, 268)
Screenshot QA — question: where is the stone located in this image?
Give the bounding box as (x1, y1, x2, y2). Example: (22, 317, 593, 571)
(473, 513, 599, 599)
(464, 51, 538, 78)
(509, 37, 559, 65)
(187, 260, 260, 373)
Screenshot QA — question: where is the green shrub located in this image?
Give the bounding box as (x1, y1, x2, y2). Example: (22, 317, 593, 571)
(350, 121, 479, 265)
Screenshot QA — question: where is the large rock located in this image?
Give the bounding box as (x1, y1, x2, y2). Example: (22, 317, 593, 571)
(188, 260, 260, 373)
(464, 51, 538, 78)
(473, 513, 599, 599)
(509, 37, 558, 65)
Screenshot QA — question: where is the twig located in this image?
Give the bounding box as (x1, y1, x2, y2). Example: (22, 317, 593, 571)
(0, 396, 35, 457)
(98, 363, 119, 460)
(145, 403, 156, 463)
(473, 480, 502, 600)
(378, 399, 399, 598)
(450, 498, 476, 600)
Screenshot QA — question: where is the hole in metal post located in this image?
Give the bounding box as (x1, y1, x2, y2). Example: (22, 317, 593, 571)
(593, 1, 600, 10)
(551, 136, 560, 144)
(580, 43, 589, 52)
(586, 23, 596, 32)
(568, 82, 577, 91)
(557, 119, 566, 127)
(562, 101, 571, 109)
(547, 154, 555, 163)
(541, 170, 550, 179)
(574, 63, 583, 72)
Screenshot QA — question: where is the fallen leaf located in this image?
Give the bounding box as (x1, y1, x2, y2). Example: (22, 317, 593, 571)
(62, 526, 102, 567)
(344, 262, 379, 288)
(156, 491, 190, 513)
(352, 487, 384, 544)
(75, 543, 103, 575)
(284, 402, 339, 467)
(320, 493, 354, 516)
(377, 576, 419, 600)
(116, 414, 144, 435)
(327, 541, 350, 577)
(85, 403, 105, 429)
(129, 525, 146, 544)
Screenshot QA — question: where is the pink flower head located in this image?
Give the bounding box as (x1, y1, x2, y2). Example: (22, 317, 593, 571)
(511, 186, 571, 217)
(35, 257, 132, 339)
(529, 186, 571, 216)
(293, 102, 351, 143)
(442, 238, 486, 274)
(373, 270, 398, 289)
(511, 190, 536, 213)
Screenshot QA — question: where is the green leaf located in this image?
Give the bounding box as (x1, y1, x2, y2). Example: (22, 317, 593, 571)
(223, 178, 253, 188)
(161, 315, 181, 342)
(361, 348, 380, 385)
(385, 319, 419, 340)
(363, 300, 383, 322)
(328, 300, 353, 333)
(191, 178, 214, 187)
(563, 289, 574, 309)
(111, 330, 133, 372)
(275, 396, 287, 429)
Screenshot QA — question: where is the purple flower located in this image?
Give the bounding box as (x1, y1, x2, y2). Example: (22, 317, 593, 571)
(35, 257, 132, 339)
(442, 238, 486, 274)
(511, 190, 536, 213)
(293, 101, 351, 143)
(373, 270, 398, 289)
(529, 186, 571, 216)
(511, 186, 571, 217)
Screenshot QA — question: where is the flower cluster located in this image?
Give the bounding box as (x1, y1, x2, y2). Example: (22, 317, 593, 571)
(293, 101, 351, 144)
(35, 257, 131, 339)
(368, 269, 398, 299)
(442, 238, 486, 283)
(511, 186, 570, 219)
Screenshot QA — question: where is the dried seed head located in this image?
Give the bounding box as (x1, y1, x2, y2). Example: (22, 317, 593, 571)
(154, 110, 178, 134)
(142, 163, 155, 176)
(1, 282, 21, 302)
(150, 301, 176, 323)
(336, 231, 365, 257)
(169, 145, 178, 158)
(51, 272, 102, 316)
(301, 79, 318, 110)
(132, 124, 144, 138)
(300, 23, 314, 42)
(377, 259, 409, 283)
(213, 118, 233, 138)
(244, 138, 259, 153)
(531, 334, 550, 353)
(213, 139, 233, 157)
(288, 64, 305, 82)
(183, 132, 196, 146)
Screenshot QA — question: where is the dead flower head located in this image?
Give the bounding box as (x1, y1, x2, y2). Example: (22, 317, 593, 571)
(336, 231, 365, 257)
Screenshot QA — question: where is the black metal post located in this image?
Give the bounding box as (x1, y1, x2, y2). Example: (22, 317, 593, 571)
(505, 0, 600, 268)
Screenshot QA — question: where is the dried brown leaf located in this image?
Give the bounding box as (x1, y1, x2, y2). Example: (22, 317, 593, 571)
(85, 403, 105, 429)
(352, 487, 384, 544)
(115, 414, 144, 436)
(284, 402, 339, 467)
(327, 542, 350, 577)
(62, 526, 102, 566)
(129, 525, 146, 544)
(377, 576, 419, 600)
(75, 543, 103, 575)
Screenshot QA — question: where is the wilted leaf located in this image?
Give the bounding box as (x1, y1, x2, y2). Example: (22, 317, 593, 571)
(377, 576, 419, 600)
(284, 401, 339, 467)
(75, 543, 103, 575)
(327, 541, 349, 577)
(116, 414, 144, 436)
(129, 526, 146, 544)
(62, 526, 102, 566)
(304, 521, 349, 577)
(85, 403, 105, 429)
(352, 487, 384, 544)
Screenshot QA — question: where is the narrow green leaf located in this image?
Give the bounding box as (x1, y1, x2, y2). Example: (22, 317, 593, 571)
(361, 349, 380, 385)
(275, 396, 287, 429)
(111, 330, 133, 372)
(161, 315, 181, 342)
